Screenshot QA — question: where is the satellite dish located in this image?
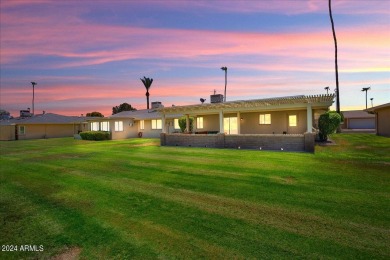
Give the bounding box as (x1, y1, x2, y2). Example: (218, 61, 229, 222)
(200, 98, 206, 104)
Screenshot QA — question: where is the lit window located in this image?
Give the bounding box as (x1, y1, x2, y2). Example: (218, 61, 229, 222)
(289, 115, 297, 127)
(174, 119, 180, 129)
(115, 121, 123, 132)
(224, 117, 238, 134)
(140, 120, 145, 130)
(259, 114, 271, 125)
(91, 122, 99, 131)
(100, 121, 110, 131)
(19, 125, 26, 135)
(151, 119, 162, 130)
(197, 117, 204, 129)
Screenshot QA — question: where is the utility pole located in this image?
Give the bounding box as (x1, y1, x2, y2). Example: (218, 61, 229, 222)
(361, 87, 370, 109)
(329, 0, 340, 114)
(221, 67, 227, 102)
(31, 82, 37, 115)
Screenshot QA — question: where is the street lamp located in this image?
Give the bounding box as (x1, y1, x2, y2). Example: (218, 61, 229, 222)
(31, 82, 37, 115)
(361, 87, 370, 109)
(324, 86, 330, 94)
(370, 98, 373, 108)
(221, 66, 227, 102)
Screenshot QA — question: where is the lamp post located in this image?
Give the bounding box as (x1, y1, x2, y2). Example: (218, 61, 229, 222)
(370, 98, 373, 108)
(31, 82, 37, 115)
(361, 87, 370, 109)
(325, 86, 330, 94)
(221, 66, 227, 102)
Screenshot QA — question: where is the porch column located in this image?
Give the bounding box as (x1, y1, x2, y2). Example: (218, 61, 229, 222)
(237, 111, 241, 134)
(307, 103, 313, 133)
(162, 113, 166, 133)
(219, 110, 224, 133)
(186, 114, 190, 133)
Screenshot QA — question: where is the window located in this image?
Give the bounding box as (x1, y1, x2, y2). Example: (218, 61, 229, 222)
(151, 119, 162, 130)
(91, 122, 99, 131)
(289, 115, 297, 127)
(196, 117, 204, 129)
(140, 120, 145, 130)
(115, 121, 123, 131)
(18, 125, 26, 135)
(224, 117, 238, 134)
(259, 114, 271, 125)
(174, 118, 180, 129)
(100, 121, 110, 131)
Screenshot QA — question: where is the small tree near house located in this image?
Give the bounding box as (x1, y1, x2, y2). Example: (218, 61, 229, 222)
(178, 116, 194, 133)
(318, 111, 342, 141)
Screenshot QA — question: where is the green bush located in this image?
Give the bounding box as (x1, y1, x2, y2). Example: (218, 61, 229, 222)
(80, 131, 110, 141)
(318, 111, 342, 141)
(178, 116, 194, 133)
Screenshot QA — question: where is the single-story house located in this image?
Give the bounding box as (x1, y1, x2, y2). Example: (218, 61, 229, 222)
(0, 113, 89, 141)
(158, 94, 335, 152)
(341, 110, 375, 130)
(365, 103, 390, 137)
(86, 102, 183, 139)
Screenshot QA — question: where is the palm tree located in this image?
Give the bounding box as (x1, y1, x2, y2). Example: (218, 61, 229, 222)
(329, 0, 340, 114)
(140, 76, 153, 109)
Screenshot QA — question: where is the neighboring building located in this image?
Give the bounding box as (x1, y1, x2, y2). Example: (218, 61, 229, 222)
(86, 102, 182, 139)
(159, 94, 334, 152)
(341, 110, 375, 130)
(366, 103, 390, 137)
(0, 113, 89, 141)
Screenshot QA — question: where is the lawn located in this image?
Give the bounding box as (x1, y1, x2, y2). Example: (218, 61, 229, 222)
(0, 134, 389, 259)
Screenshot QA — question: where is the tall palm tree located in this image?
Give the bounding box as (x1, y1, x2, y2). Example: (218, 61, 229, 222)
(140, 76, 153, 109)
(329, 0, 340, 114)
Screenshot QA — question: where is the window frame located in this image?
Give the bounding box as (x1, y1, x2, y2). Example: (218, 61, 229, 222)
(140, 120, 145, 130)
(18, 125, 26, 135)
(91, 122, 99, 131)
(114, 121, 123, 132)
(289, 114, 297, 127)
(259, 114, 271, 125)
(151, 119, 162, 130)
(196, 116, 204, 129)
(174, 118, 180, 129)
(100, 121, 110, 131)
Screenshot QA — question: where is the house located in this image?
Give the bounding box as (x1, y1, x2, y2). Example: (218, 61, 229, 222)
(341, 110, 375, 131)
(86, 102, 182, 139)
(365, 103, 390, 137)
(0, 113, 89, 141)
(159, 94, 335, 152)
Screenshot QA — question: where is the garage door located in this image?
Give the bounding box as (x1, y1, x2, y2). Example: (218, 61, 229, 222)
(349, 118, 375, 129)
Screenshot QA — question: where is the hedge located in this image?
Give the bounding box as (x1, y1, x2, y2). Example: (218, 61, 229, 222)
(80, 131, 110, 141)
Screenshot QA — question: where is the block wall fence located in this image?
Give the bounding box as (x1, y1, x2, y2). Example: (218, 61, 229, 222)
(160, 133, 315, 152)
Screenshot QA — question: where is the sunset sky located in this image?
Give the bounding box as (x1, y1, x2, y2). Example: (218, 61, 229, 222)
(1, 0, 389, 117)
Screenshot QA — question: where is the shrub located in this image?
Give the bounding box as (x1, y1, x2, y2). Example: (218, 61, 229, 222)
(318, 111, 342, 141)
(178, 116, 194, 133)
(80, 131, 110, 141)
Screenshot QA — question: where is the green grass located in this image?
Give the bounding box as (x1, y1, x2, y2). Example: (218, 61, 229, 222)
(0, 134, 389, 259)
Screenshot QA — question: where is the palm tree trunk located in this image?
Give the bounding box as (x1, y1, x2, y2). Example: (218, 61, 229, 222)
(329, 0, 340, 114)
(146, 92, 150, 109)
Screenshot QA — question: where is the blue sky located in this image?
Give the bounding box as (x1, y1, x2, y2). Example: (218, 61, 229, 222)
(1, 0, 389, 116)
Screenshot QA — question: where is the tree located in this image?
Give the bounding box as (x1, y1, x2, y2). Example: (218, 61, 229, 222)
(86, 111, 104, 117)
(140, 76, 153, 109)
(0, 109, 11, 119)
(178, 116, 194, 133)
(112, 103, 137, 115)
(329, 0, 340, 114)
(318, 111, 342, 141)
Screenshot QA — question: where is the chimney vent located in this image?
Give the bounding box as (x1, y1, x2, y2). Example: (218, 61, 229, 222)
(210, 94, 224, 103)
(151, 101, 164, 109)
